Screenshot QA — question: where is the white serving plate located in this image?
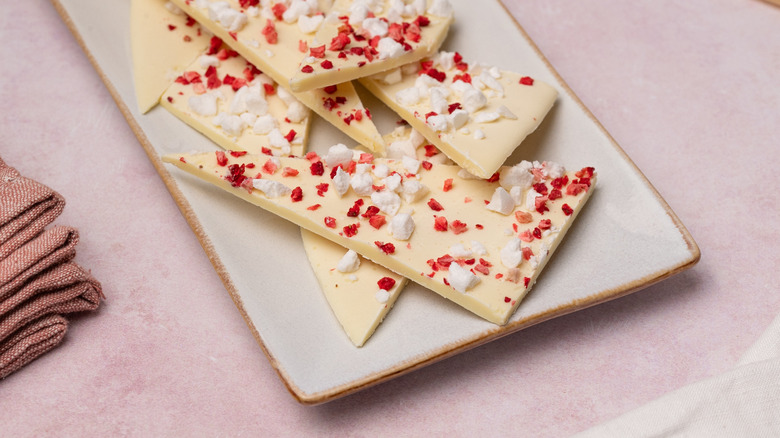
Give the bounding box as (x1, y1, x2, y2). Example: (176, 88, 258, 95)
(52, 0, 699, 404)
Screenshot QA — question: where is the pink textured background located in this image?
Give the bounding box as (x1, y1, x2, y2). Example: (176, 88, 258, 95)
(1, 0, 778, 435)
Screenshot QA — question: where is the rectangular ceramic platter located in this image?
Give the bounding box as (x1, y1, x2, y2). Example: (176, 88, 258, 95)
(53, 0, 698, 403)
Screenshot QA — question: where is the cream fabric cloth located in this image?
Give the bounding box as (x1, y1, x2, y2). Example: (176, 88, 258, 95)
(575, 313, 780, 437)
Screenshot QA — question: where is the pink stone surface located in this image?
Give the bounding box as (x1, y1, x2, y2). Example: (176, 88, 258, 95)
(1, 0, 778, 436)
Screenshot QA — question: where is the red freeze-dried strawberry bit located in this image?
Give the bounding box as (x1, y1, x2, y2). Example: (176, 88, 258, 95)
(168, 24, 176, 31)
(524, 277, 531, 288)
(421, 161, 433, 171)
(310, 161, 324, 176)
(562, 204, 573, 216)
(185, 16, 196, 27)
(343, 223, 359, 237)
(515, 211, 533, 223)
(533, 182, 548, 195)
(487, 172, 501, 183)
(262, 19, 278, 44)
(377, 277, 396, 291)
(369, 215, 386, 229)
(262, 159, 278, 174)
(565, 183, 588, 196)
(375, 241, 396, 254)
(538, 219, 552, 230)
(450, 220, 468, 235)
(301, 65, 314, 73)
(285, 130, 297, 142)
(324, 216, 337, 228)
(504, 296, 511, 303)
(329, 33, 351, 51)
(434, 216, 448, 231)
(290, 187, 303, 202)
(323, 84, 338, 94)
(535, 196, 549, 214)
(263, 83, 276, 95)
(307, 204, 321, 211)
(359, 153, 374, 164)
(299, 39, 308, 53)
(282, 167, 299, 177)
(576, 167, 595, 179)
(475, 224, 483, 229)
(425, 69, 446, 82)
(305, 151, 321, 162)
(453, 73, 472, 83)
(310, 45, 326, 58)
(361, 205, 380, 218)
(519, 230, 534, 242)
(224, 164, 247, 187)
(414, 15, 430, 27)
(447, 103, 462, 114)
(442, 178, 453, 192)
(532, 227, 542, 239)
(427, 198, 444, 211)
(347, 200, 362, 217)
(215, 151, 228, 166)
(271, 3, 286, 20)
(550, 175, 569, 189)
(321, 60, 334, 69)
(519, 76, 534, 86)
(424, 145, 438, 157)
(474, 264, 490, 275)
(208, 36, 222, 55)
(548, 189, 562, 200)
(343, 114, 354, 125)
(261, 147, 273, 156)
(522, 247, 534, 261)
(316, 183, 329, 196)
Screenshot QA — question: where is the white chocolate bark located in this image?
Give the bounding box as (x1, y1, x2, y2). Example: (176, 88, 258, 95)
(131, 0, 212, 113)
(160, 47, 309, 156)
(166, 0, 386, 152)
(289, 0, 454, 92)
(301, 230, 406, 346)
(359, 52, 558, 178)
(162, 151, 595, 324)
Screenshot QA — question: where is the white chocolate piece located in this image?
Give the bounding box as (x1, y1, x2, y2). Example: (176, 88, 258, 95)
(163, 151, 596, 325)
(289, 0, 454, 92)
(160, 48, 309, 156)
(166, 0, 387, 152)
(360, 53, 558, 178)
(131, 0, 212, 113)
(301, 231, 406, 347)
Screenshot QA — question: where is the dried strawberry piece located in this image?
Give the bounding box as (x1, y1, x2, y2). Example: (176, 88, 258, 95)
(329, 32, 351, 51)
(261, 147, 273, 156)
(474, 264, 490, 275)
(447, 103, 462, 114)
(414, 15, 430, 27)
(565, 183, 589, 196)
(425, 69, 446, 82)
(305, 151, 321, 162)
(515, 211, 533, 223)
(434, 216, 448, 231)
(535, 196, 549, 214)
(224, 164, 247, 187)
(316, 183, 329, 196)
(343, 114, 355, 125)
(358, 153, 374, 163)
(519, 76, 534, 86)
(453, 73, 472, 83)
(562, 204, 574, 216)
(524, 277, 531, 288)
(377, 277, 396, 291)
(362, 205, 380, 218)
(262, 159, 278, 174)
(375, 241, 396, 255)
(450, 220, 468, 235)
(343, 223, 359, 237)
(368, 215, 386, 229)
(321, 60, 334, 70)
(436, 254, 455, 269)
(533, 182, 549, 195)
(285, 130, 297, 142)
(263, 83, 276, 95)
(550, 175, 569, 189)
(310, 45, 326, 58)
(427, 198, 444, 211)
(301, 65, 314, 73)
(271, 3, 286, 20)
(282, 167, 299, 177)
(307, 204, 321, 211)
(215, 151, 228, 166)
(262, 19, 278, 44)
(424, 145, 438, 157)
(519, 230, 534, 242)
(310, 161, 324, 176)
(238, 0, 259, 8)
(421, 161, 433, 171)
(538, 219, 552, 230)
(324, 216, 337, 228)
(548, 189, 562, 200)
(522, 247, 534, 261)
(442, 178, 453, 192)
(347, 200, 362, 217)
(299, 39, 308, 53)
(487, 172, 501, 183)
(208, 36, 222, 55)
(532, 227, 542, 239)
(323, 85, 338, 94)
(354, 109, 363, 121)
(290, 187, 303, 202)
(576, 167, 595, 179)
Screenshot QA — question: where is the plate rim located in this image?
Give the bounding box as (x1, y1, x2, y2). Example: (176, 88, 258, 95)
(49, 0, 700, 405)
